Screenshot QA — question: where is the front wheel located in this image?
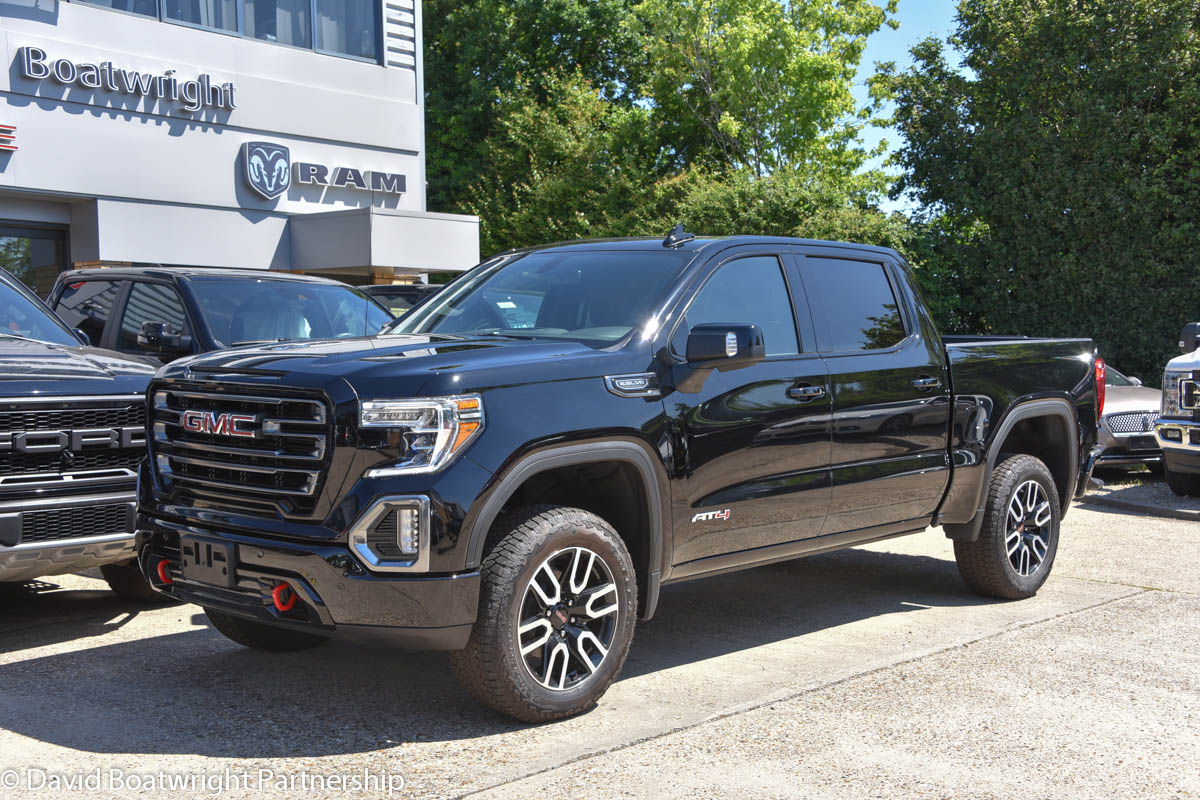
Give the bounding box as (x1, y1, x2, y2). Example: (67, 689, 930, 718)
(1163, 464, 1200, 497)
(954, 454, 1061, 600)
(101, 559, 177, 604)
(450, 505, 638, 722)
(203, 607, 328, 652)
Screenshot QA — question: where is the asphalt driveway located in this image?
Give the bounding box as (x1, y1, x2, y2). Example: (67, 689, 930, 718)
(0, 504, 1195, 798)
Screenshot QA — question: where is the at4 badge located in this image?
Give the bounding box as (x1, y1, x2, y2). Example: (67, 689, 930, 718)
(692, 509, 731, 523)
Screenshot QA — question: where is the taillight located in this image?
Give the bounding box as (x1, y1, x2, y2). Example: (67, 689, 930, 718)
(1095, 357, 1106, 420)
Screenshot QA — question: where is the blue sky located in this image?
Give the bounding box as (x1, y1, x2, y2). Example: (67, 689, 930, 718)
(853, 0, 960, 211)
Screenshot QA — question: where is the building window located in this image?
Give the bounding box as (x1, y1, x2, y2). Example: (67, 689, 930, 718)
(316, 0, 378, 61)
(245, 0, 312, 48)
(163, 0, 239, 32)
(78, 0, 158, 16)
(73, 0, 381, 64)
(0, 224, 68, 298)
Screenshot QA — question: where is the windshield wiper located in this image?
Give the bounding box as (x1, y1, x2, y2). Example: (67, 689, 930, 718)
(0, 332, 38, 343)
(230, 338, 290, 347)
(470, 329, 542, 340)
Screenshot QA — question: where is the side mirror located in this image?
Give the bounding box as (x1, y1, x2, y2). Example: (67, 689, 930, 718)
(72, 328, 93, 347)
(1129, 376, 1143, 386)
(686, 323, 766, 371)
(1180, 322, 1200, 354)
(137, 320, 192, 354)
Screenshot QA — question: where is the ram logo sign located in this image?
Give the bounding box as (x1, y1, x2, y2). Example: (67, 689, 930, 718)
(692, 509, 731, 523)
(243, 141, 291, 200)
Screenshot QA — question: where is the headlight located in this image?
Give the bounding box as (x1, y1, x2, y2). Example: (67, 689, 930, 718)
(361, 395, 484, 476)
(1162, 371, 1190, 418)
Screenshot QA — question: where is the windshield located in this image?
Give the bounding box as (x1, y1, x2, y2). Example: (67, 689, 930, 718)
(1105, 367, 1134, 386)
(188, 278, 394, 347)
(387, 250, 693, 346)
(0, 274, 78, 346)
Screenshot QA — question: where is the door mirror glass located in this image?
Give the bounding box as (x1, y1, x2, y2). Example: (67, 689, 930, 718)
(686, 323, 766, 370)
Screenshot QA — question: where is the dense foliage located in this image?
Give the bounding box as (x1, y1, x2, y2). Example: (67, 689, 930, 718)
(882, 0, 1200, 381)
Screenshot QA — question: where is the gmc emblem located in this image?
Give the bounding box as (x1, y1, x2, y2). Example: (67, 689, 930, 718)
(182, 410, 258, 438)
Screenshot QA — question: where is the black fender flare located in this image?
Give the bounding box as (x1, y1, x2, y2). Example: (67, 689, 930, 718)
(943, 398, 1078, 542)
(463, 440, 667, 620)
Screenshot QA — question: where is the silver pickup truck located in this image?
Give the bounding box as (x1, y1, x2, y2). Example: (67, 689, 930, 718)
(1155, 322, 1200, 496)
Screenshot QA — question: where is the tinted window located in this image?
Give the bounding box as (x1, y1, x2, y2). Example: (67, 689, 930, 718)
(316, 0, 378, 60)
(118, 282, 190, 352)
(164, 0, 238, 32)
(188, 278, 392, 346)
(78, 0, 157, 16)
(0, 275, 77, 346)
(245, 0, 312, 47)
(798, 259, 906, 352)
(53, 280, 121, 347)
(685, 256, 798, 356)
(391, 251, 692, 348)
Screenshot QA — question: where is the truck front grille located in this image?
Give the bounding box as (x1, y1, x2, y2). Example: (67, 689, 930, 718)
(20, 503, 132, 544)
(151, 387, 331, 518)
(0, 397, 146, 491)
(1106, 411, 1158, 435)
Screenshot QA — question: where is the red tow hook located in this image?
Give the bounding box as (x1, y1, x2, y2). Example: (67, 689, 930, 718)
(155, 559, 173, 585)
(271, 583, 297, 613)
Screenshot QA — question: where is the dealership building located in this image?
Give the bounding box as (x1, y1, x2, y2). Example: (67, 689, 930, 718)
(0, 0, 479, 295)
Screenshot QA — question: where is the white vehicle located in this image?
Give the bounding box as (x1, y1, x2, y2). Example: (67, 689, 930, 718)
(1154, 323, 1200, 496)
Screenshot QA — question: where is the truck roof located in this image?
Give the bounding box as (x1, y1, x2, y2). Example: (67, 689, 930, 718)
(499, 235, 905, 260)
(56, 265, 346, 284)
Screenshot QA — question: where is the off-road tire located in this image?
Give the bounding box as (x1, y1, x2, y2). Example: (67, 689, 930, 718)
(101, 559, 177, 604)
(203, 607, 328, 652)
(450, 505, 638, 723)
(1164, 464, 1200, 497)
(954, 454, 1061, 600)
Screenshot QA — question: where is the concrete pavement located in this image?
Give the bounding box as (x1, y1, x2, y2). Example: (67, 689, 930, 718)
(0, 503, 1195, 798)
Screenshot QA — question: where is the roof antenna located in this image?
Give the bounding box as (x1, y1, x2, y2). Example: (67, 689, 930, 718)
(663, 224, 695, 248)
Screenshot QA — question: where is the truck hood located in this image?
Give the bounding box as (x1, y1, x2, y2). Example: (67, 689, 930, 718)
(1103, 384, 1162, 415)
(1167, 348, 1200, 372)
(160, 334, 633, 398)
(0, 338, 156, 396)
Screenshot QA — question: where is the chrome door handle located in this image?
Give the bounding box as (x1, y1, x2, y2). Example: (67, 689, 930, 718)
(788, 385, 827, 401)
(912, 376, 943, 391)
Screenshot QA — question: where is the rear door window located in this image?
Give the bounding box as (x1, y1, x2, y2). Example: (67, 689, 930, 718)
(52, 279, 121, 347)
(796, 259, 907, 352)
(117, 282, 191, 353)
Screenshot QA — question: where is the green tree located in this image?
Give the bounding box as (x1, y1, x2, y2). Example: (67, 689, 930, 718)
(881, 0, 1200, 381)
(635, 0, 897, 176)
(423, 0, 645, 211)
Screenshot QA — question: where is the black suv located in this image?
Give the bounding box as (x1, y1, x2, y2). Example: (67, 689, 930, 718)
(138, 234, 1101, 721)
(48, 267, 393, 364)
(0, 268, 159, 598)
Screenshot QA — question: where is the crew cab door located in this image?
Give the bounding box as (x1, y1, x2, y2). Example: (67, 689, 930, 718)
(791, 250, 951, 534)
(664, 250, 832, 565)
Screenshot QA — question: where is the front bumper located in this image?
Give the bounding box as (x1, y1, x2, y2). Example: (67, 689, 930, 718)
(0, 492, 137, 582)
(137, 514, 480, 650)
(1155, 419, 1200, 474)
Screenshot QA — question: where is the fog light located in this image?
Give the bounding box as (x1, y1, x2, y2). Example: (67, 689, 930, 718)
(396, 507, 419, 556)
(1164, 428, 1183, 442)
(350, 497, 431, 572)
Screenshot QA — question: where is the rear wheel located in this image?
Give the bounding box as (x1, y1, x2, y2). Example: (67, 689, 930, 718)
(101, 559, 176, 604)
(1164, 464, 1200, 497)
(954, 454, 1061, 599)
(450, 505, 638, 722)
(203, 607, 328, 652)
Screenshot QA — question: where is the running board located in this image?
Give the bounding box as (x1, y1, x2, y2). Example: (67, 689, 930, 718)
(665, 518, 930, 584)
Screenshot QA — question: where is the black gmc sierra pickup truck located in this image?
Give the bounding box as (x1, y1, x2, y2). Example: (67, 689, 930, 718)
(0, 268, 158, 599)
(138, 232, 1101, 721)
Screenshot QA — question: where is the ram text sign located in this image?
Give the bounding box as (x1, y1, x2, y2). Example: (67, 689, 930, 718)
(242, 140, 406, 201)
